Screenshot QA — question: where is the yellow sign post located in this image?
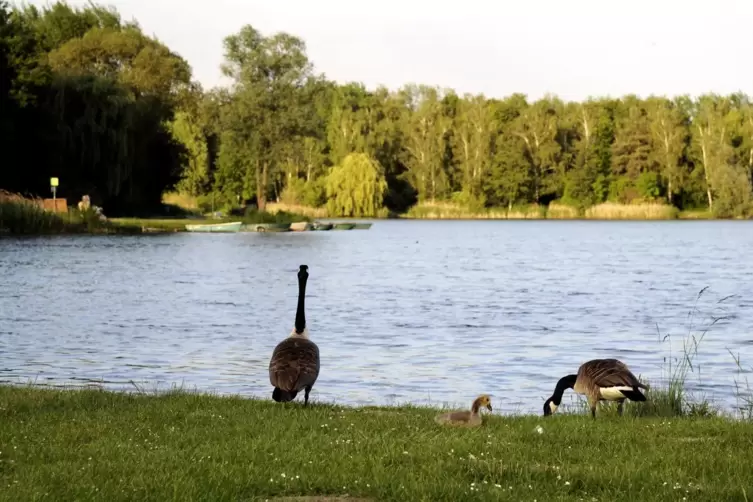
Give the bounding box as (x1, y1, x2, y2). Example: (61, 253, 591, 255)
(50, 177, 59, 207)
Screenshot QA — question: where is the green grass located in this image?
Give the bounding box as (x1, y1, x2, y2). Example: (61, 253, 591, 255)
(1, 385, 752, 502)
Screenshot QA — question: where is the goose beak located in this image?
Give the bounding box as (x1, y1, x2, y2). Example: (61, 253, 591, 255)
(486, 403, 493, 412)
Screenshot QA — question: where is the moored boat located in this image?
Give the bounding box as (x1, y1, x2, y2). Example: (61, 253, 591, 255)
(244, 223, 291, 232)
(289, 221, 312, 232)
(352, 222, 373, 229)
(185, 221, 242, 233)
(312, 222, 333, 231)
(333, 223, 356, 230)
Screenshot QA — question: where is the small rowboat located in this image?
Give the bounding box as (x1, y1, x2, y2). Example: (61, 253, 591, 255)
(185, 221, 242, 233)
(290, 221, 312, 231)
(244, 223, 291, 232)
(312, 222, 333, 231)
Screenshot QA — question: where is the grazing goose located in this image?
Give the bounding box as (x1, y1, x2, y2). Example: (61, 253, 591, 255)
(543, 358, 648, 419)
(434, 395, 493, 427)
(268, 265, 320, 406)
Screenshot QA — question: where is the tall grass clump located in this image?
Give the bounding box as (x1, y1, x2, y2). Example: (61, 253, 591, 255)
(0, 190, 68, 234)
(584, 202, 679, 220)
(728, 349, 753, 420)
(265, 202, 328, 219)
(162, 191, 199, 211)
(546, 202, 580, 219)
(626, 287, 733, 418)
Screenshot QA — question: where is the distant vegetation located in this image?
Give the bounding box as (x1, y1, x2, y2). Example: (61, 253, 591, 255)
(2, 1, 753, 221)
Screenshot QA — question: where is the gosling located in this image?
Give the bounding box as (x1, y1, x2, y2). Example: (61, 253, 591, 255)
(435, 395, 493, 427)
(543, 358, 648, 419)
(268, 265, 320, 406)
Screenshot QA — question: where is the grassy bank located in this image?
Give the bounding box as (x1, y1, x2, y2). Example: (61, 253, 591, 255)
(0, 191, 314, 235)
(0, 191, 142, 235)
(1, 386, 752, 502)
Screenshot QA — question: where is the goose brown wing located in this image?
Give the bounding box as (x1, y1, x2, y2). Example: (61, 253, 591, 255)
(269, 338, 320, 392)
(583, 359, 642, 387)
(446, 410, 472, 422)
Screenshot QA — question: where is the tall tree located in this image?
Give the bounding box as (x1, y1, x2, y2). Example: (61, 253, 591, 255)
(646, 97, 687, 204)
(510, 96, 562, 203)
(219, 25, 314, 211)
(400, 84, 451, 202)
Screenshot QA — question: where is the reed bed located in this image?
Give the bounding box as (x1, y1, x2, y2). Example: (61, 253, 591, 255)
(546, 202, 580, 219)
(0, 190, 69, 234)
(584, 202, 679, 220)
(404, 201, 547, 219)
(266, 202, 329, 219)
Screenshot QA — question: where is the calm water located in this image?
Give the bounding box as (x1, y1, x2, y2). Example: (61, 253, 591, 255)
(1, 220, 752, 415)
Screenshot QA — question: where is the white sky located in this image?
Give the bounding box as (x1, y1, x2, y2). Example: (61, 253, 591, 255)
(24, 0, 753, 102)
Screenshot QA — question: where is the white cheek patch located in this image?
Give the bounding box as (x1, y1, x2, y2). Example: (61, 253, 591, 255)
(599, 386, 633, 400)
(290, 327, 310, 339)
(549, 402, 558, 413)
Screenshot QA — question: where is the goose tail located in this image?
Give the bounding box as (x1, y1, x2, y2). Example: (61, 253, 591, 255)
(272, 388, 297, 402)
(621, 387, 647, 402)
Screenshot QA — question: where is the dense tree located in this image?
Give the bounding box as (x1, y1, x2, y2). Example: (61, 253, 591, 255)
(3, 2, 752, 218)
(0, 1, 190, 214)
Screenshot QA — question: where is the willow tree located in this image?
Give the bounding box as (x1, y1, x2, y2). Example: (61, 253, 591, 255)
(325, 153, 387, 217)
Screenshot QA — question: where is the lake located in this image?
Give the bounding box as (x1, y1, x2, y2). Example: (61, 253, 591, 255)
(1, 220, 752, 415)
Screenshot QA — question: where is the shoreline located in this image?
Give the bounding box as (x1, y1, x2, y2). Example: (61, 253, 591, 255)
(2, 384, 751, 501)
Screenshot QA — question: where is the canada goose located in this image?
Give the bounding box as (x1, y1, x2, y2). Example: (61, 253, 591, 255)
(434, 395, 493, 427)
(543, 358, 648, 419)
(268, 265, 320, 406)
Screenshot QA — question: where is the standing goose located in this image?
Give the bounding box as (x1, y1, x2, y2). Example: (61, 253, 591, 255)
(543, 358, 648, 419)
(434, 395, 493, 427)
(268, 265, 320, 406)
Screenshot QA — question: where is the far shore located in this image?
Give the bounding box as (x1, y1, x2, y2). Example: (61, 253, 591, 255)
(5, 193, 751, 236)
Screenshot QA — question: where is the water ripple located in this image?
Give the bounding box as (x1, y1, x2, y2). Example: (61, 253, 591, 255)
(0, 220, 752, 414)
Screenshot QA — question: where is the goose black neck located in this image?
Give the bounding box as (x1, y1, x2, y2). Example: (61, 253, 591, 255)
(295, 265, 309, 333)
(550, 374, 577, 405)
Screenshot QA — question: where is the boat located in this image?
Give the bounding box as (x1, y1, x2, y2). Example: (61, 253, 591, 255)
(312, 222, 333, 231)
(244, 223, 291, 232)
(289, 221, 312, 232)
(185, 221, 242, 233)
(333, 223, 356, 230)
(352, 223, 373, 230)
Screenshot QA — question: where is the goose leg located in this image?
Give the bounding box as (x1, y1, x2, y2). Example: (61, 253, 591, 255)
(304, 385, 312, 406)
(617, 399, 625, 417)
(588, 395, 597, 420)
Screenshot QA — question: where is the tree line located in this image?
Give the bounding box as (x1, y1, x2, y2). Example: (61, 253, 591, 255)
(2, 2, 752, 217)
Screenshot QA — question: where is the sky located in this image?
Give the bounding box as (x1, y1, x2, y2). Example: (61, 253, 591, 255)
(25, 0, 753, 102)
